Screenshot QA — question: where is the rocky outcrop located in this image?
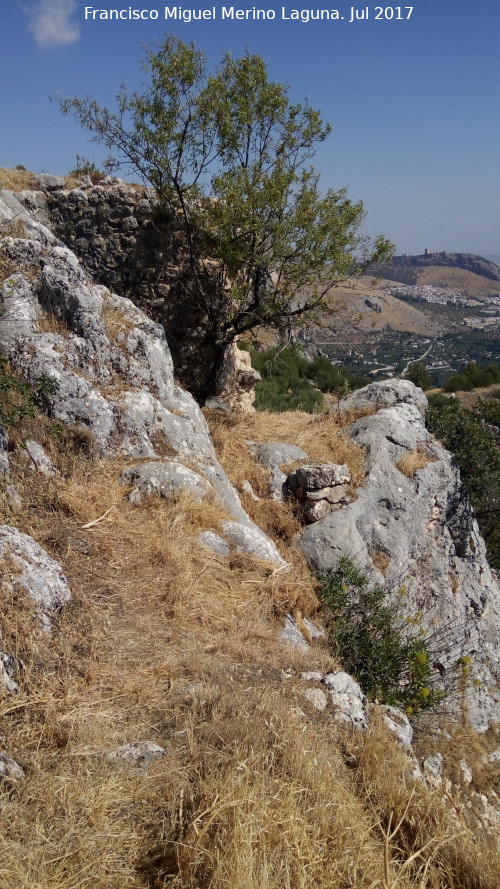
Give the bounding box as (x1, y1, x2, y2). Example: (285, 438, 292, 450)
(0, 526, 71, 632)
(299, 380, 500, 731)
(213, 342, 261, 412)
(0, 192, 284, 567)
(17, 178, 219, 396)
(287, 462, 351, 522)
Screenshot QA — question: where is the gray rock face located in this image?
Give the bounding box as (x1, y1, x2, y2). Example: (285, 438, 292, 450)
(252, 441, 309, 502)
(0, 526, 71, 631)
(199, 531, 231, 556)
(0, 200, 285, 566)
(299, 381, 500, 730)
(339, 378, 428, 416)
(287, 463, 351, 523)
(108, 741, 165, 767)
(0, 752, 25, 781)
(25, 440, 58, 477)
(120, 460, 210, 503)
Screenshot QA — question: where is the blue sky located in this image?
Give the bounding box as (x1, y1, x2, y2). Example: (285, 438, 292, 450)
(1, 0, 499, 256)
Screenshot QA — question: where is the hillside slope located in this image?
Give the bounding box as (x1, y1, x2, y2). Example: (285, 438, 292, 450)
(2, 174, 500, 888)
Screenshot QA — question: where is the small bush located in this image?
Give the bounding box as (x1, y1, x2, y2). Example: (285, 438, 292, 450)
(426, 402, 500, 567)
(317, 557, 442, 714)
(0, 355, 58, 428)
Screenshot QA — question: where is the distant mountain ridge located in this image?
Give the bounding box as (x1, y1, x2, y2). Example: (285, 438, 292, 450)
(375, 252, 500, 286)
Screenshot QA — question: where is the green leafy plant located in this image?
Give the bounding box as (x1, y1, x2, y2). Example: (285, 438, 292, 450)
(251, 343, 369, 413)
(426, 402, 500, 567)
(0, 355, 58, 428)
(317, 557, 443, 714)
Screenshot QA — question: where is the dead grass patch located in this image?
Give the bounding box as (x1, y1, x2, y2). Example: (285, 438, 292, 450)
(2, 453, 500, 887)
(0, 167, 37, 192)
(102, 304, 136, 341)
(397, 447, 436, 479)
(36, 310, 70, 336)
(206, 408, 367, 492)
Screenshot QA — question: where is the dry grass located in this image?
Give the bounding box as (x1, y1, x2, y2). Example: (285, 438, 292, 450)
(102, 303, 136, 341)
(0, 167, 37, 192)
(397, 447, 436, 479)
(2, 425, 500, 887)
(36, 310, 70, 336)
(206, 407, 367, 494)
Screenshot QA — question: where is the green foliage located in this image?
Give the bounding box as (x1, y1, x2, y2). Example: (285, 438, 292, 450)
(404, 360, 432, 390)
(58, 35, 393, 393)
(68, 154, 106, 182)
(251, 344, 369, 412)
(426, 393, 460, 410)
(0, 356, 58, 429)
(317, 558, 442, 714)
(426, 402, 500, 568)
(443, 360, 500, 393)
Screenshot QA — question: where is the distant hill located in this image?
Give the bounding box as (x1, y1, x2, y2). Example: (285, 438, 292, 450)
(374, 252, 500, 288)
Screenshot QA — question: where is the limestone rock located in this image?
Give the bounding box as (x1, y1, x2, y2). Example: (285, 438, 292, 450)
(378, 705, 413, 747)
(120, 460, 211, 503)
(0, 427, 8, 478)
(0, 752, 25, 781)
(221, 520, 287, 566)
(339, 378, 428, 416)
(324, 671, 369, 729)
(303, 687, 328, 711)
(215, 342, 261, 412)
(422, 753, 443, 788)
(255, 442, 308, 470)
(292, 463, 351, 490)
(298, 381, 500, 730)
(0, 526, 71, 631)
(198, 531, 231, 557)
(278, 613, 310, 650)
(25, 440, 58, 477)
(0, 211, 285, 566)
(108, 741, 165, 767)
(36, 173, 65, 191)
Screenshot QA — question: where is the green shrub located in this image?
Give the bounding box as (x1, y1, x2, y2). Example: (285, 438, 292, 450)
(250, 344, 368, 413)
(317, 558, 443, 715)
(405, 361, 432, 390)
(426, 403, 500, 568)
(0, 355, 58, 428)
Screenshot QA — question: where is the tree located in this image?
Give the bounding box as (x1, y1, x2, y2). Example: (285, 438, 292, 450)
(58, 36, 393, 397)
(405, 361, 432, 390)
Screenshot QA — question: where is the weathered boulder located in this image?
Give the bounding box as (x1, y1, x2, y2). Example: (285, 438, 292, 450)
(24, 440, 58, 477)
(107, 741, 165, 768)
(338, 378, 428, 416)
(287, 463, 351, 523)
(120, 460, 211, 504)
(221, 520, 287, 566)
(252, 441, 309, 502)
(0, 526, 71, 631)
(299, 380, 500, 730)
(215, 342, 261, 412)
(324, 671, 369, 729)
(0, 752, 25, 781)
(199, 530, 231, 556)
